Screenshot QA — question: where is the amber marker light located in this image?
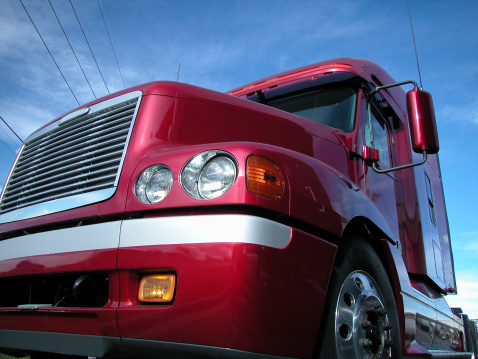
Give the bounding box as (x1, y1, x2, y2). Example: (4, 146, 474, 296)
(138, 274, 176, 303)
(247, 155, 284, 200)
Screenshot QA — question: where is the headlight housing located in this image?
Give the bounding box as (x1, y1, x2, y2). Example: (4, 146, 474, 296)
(134, 164, 173, 204)
(181, 150, 237, 200)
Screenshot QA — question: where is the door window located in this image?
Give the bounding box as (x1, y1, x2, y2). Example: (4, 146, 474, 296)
(365, 107, 391, 168)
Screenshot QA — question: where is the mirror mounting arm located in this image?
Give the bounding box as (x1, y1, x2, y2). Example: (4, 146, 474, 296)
(372, 150, 428, 174)
(369, 80, 418, 97)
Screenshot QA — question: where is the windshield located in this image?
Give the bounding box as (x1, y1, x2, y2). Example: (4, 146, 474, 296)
(267, 87, 357, 132)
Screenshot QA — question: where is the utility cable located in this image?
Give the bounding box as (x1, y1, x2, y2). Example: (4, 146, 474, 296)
(19, 0, 80, 106)
(406, 0, 423, 89)
(69, 0, 111, 94)
(97, 0, 126, 89)
(0, 127, 18, 156)
(0, 137, 17, 156)
(48, 0, 97, 99)
(0, 115, 23, 143)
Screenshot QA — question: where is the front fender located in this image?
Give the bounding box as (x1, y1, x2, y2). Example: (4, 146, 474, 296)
(276, 148, 395, 242)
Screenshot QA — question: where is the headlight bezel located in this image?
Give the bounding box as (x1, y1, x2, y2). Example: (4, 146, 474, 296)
(180, 150, 238, 200)
(134, 164, 174, 204)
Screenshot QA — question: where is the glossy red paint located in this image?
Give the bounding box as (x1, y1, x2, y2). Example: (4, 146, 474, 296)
(0, 58, 468, 358)
(0, 249, 116, 277)
(0, 271, 121, 337)
(116, 229, 336, 358)
(406, 88, 439, 154)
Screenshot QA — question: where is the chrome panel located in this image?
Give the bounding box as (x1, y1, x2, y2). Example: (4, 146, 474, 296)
(24, 91, 142, 143)
(0, 91, 142, 223)
(0, 219, 121, 261)
(58, 107, 90, 125)
(15, 124, 130, 171)
(0, 188, 116, 224)
(120, 215, 292, 249)
(7, 162, 119, 194)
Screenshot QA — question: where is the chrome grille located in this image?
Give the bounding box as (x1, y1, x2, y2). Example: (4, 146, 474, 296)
(0, 92, 141, 217)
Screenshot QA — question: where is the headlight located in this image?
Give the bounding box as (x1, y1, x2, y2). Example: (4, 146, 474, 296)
(134, 165, 173, 204)
(181, 150, 237, 200)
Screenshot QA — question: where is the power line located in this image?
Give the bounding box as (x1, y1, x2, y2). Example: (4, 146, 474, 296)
(97, 0, 126, 89)
(0, 127, 19, 156)
(48, 0, 97, 99)
(19, 0, 80, 106)
(69, 0, 111, 94)
(0, 137, 17, 156)
(0, 115, 23, 143)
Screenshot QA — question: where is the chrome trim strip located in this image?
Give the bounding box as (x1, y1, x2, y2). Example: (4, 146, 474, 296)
(0, 221, 121, 262)
(0, 215, 292, 262)
(119, 215, 292, 249)
(58, 107, 90, 126)
(114, 93, 142, 187)
(0, 188, 116, 224)
(0, 144, 24, 202)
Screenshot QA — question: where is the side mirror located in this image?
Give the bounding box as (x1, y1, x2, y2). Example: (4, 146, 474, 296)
(368, 81, 438, 174)
(406, 88, 439, 154)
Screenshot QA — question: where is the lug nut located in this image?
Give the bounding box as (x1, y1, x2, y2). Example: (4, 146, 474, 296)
(377, 307, 388, 316)
(362, 319, 372, 328)
(384, 321, 393, 330)
(360, 338, 373, 348)
(384, 339, 393, 348)
(366, 304, 375, 313)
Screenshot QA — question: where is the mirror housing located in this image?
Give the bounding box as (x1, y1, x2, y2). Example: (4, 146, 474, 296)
(406, 87, 439, 154)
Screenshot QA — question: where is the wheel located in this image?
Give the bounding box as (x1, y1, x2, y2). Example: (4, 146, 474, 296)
(318, 237, 401, 359)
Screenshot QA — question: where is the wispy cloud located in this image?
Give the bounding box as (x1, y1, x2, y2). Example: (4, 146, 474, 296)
(445, 269, 478, 319)
(440, 101, 478, 126)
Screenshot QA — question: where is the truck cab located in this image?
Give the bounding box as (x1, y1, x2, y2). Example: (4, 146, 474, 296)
(0, 58, 470, 359)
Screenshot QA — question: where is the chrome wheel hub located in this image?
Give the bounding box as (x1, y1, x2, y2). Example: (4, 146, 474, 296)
(335, 271, 393, 359)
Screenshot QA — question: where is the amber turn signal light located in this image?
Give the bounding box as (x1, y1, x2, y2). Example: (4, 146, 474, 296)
(138, 274, 176, 303)
(247, 155, 284, 200)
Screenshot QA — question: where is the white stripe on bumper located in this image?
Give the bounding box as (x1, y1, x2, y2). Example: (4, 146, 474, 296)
(0, 215, 292, 262)
(119, 215, 292, 249)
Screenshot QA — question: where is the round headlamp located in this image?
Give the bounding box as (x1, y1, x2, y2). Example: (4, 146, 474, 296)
(134, 164, 173, 204)
(181, 150, 237, 200)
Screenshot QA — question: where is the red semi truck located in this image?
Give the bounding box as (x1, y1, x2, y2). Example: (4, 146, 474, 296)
(0, 58, 476, 359)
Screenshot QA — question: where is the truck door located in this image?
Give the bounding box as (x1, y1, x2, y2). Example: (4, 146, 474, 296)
(363, 101, 400, 241)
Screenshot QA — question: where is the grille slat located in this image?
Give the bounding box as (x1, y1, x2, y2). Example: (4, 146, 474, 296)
(2, 182, 115, 212)
(15, 113, 132, 171)
(16, 121, 131, 170)
(22, 103, 136, 156)
(0, 94, 140, 215)
(4, 162, 120, 199)
(1, 173, 117, 210)
(3, 148, 124, 203)
(7, 143, 125, 190)
(13, 128, 129, 176)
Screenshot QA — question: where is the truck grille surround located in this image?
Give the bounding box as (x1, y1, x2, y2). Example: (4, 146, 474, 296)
(0, 92, 142, 220)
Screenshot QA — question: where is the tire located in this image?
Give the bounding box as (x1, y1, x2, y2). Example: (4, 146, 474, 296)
(318, 237, 401, 359)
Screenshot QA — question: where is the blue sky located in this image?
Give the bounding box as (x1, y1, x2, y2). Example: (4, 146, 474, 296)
(0, 0, 477, 317)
